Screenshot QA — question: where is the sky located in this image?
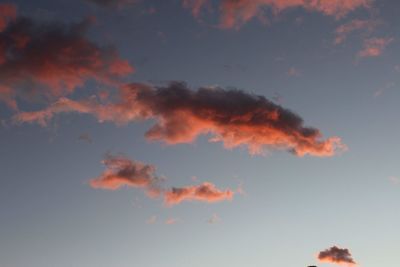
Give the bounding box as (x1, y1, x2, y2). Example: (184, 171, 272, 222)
(1, 0, 400, 266)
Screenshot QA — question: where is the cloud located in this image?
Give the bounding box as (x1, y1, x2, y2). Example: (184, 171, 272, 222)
(0, 12, 133, 109)
(78, 133, 93, 143)
(287, 67, 301, 77)
(164, 182, 234, 206)
(334, 19, 379, 45)
(358, 37, 393, 58)
(318, 246, 356, 266)
(389, 176, 400, 185)
(183, 0, 371, 29)
(89, 154, 235, 206)
(207, 213, 221, 224)
(165, 218, 180, 224)
(89, 153, 162, 198)
(146, 215, 157, 224)
(14, 82, 346, 157)
(0, 3, 16, 32)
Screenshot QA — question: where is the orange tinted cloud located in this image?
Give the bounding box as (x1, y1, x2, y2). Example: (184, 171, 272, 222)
(334, 19, 379, 45)
(0, 3, 16, 32)
(89, 154, 235, 206)
(183, 0, 370, 29)
(358, 37, 393, 58)
(0, 14, 133, 109)
(318, 246, 356, 266)
(15, 82, 346, 157)
(89, 154, 162, 198)
(164, 182, 234, 206)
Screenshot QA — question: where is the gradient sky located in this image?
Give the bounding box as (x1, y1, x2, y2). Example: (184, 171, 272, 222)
(1, 1, 400, 267)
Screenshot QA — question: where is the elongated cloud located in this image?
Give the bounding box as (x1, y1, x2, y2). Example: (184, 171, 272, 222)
(358, 37, 393, 58)
(0, 3, 16, 32)
(334, 19, 379, 45)
(14, 82, 346, 157)
(90, 154, 235, 205)
(183, 0, 371, 28)
(164, 182, 234, 206)
(89, 154, 162, 197)
(0, 12, 133, 109)
(318, 246, 356, 266)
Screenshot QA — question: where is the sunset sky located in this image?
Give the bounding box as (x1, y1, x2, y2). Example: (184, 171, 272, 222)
(1, 1, 400, 267)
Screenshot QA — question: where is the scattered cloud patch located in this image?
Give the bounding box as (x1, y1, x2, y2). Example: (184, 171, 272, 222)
(358, 37, 393, 58)
(183, 0, 371, 29)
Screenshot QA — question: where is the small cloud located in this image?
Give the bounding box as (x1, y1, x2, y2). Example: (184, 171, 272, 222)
(373, 82, 395, 97)
(164, 182, 234, 206)
(207, 213, 221, 224)
(334, 19, 379, 45)
(146, 215, 157, 224)
(89, 154, 236, 207)
(165, 218, 180, 225)
(287, 67, 301, 77)
(78, 133, 93, 143)
(358, 37, 393, 58)
(389, 176, 400, 185)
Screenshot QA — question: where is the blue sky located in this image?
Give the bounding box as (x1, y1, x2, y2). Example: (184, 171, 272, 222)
(1, 1, 400, 266)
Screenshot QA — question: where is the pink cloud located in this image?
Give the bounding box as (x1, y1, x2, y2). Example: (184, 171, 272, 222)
(0, 13, 133, 109)
(14, 82, 346, 157)
(183, 0, 370, 29)
(164, 182, 234, 206)
(318, 246, 357, 266)
(89, 154, 235, 206)
(358, 37, 393, 58)
(89, 154, 162, 198)
(334, 19, 379, 45)
(165, 218, 180, 224)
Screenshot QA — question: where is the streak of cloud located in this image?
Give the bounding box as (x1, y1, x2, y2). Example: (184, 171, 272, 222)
(14, 82, 346, 157)
(183, 0, 371, 29)
(334, 19, 379, 45)
(164, 182, 234, 206)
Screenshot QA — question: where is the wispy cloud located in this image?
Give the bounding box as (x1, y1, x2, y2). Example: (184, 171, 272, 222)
(14, 82, 346, 157)
(389, 176, 400, 185)
(165, 218, 181, 225)
(146, 215, 157, 224)
(318, 246, 357, 266)
(164, 182, 234, 206)
(358, 37, 393, 58)
(183, 0, 371, 29)
(334, 19, 379, 45)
